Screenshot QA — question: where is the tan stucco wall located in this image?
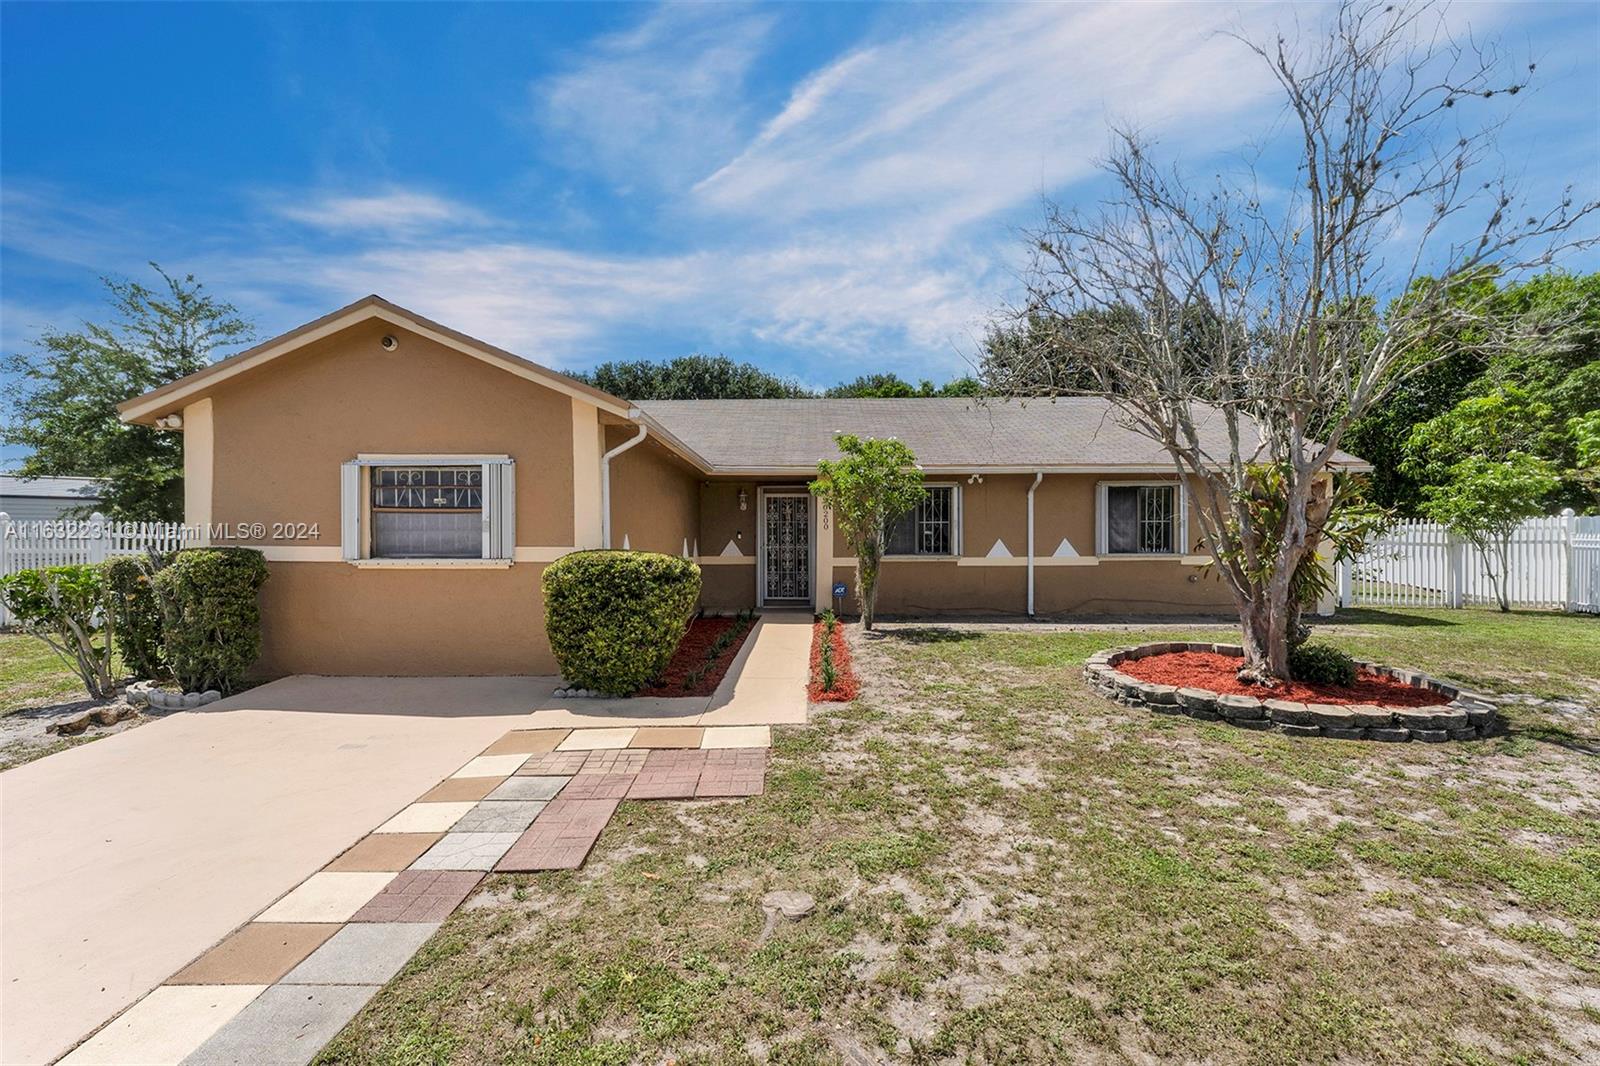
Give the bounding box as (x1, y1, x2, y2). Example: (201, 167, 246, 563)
(606, 430, 700, 556)
(699, 564, 756, 612)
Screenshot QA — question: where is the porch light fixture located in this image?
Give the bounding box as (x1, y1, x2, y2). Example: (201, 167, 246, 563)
(738, 488, 748, 511)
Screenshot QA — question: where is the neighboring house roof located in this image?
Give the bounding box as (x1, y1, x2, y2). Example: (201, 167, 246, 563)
(0, 473, 106, 500)
(634, 398, 1370, 474)
(117, 294, 632, 424)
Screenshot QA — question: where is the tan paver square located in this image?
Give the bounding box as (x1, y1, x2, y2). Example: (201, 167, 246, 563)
(168, 923, 340, 985)
(452, 753, 530, 778)
(580, 748, 648, 774)
(561, 773, 637, 801)
(701, 725, 771, 749)
(482, 729, 570, 755)
(374, 801, 476, 834)
(696, 748, 767, 797)
(627, 749, 708, 800)
(497, 798, 621, 871)
(325, 833, 442, 871)
(629, 726, 705, 749)
(57, 984, 266, 1066)
(555, 727, 636, 751)
(256, 871, 396, 923)
(516, 751, 589, 776)
(417, 776, 503, 802)
(351, 870, 484, 923)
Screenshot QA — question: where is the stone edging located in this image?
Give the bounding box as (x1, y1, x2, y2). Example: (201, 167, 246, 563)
(1083, 642, 1499, 742)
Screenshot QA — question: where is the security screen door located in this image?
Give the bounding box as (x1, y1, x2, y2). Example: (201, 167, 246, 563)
(762, 493, 811, 604)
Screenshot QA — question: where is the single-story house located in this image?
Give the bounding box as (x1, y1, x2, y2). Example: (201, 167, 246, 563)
(0, 473, 107, 522)
(118, 295, 1366, 676)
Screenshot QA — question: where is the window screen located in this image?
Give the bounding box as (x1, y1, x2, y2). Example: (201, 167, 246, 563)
(1106, 485, 1176, 554)
(370, 466, 482, 558)
(887, 487, 955, 555)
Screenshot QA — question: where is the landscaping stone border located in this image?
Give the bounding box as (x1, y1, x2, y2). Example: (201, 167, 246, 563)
(1083, 642, 1499, 742)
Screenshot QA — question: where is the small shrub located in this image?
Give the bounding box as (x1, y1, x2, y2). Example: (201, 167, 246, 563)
(153, 548, 269, 693)
(1289, 642, 1358, 687)
(102, 554, 168, 681)
(0, 564, 116, 698)
(543, 550, 702, 695)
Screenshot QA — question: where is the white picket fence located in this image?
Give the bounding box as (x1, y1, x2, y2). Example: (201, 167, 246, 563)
(1338, 510, 1600, 613)
(0, 513, 196, 626)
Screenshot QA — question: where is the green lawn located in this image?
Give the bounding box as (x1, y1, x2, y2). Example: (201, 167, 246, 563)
(317, 608, 1600, 1066)
(0, 631, 90, 710)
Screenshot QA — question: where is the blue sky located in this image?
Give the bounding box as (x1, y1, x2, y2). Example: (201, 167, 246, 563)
(3, 1, 1597, 465)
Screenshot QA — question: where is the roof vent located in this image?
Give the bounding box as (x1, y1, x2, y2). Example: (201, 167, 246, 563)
(380, 334, 399, 352)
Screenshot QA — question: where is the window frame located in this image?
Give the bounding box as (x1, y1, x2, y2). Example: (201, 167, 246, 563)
(1095, 480, 1187, 557)
(342, 454, 515, 565)
(884, 482, 961, 559)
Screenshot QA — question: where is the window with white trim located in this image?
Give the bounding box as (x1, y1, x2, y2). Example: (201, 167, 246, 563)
(887, 485, 957, 556)
(1097, 482, 1183, 555)
(341, 457, 515, 562)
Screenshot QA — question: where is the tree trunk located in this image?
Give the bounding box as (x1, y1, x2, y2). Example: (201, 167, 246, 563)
(1236, 584, 1293, 685)
(857, 552, 879, 631)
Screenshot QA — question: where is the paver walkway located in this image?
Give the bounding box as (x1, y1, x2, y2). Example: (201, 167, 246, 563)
(58, 724, 774, 1065)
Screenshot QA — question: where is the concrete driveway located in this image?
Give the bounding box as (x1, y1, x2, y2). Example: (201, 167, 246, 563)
(0, 677, 548, 1065)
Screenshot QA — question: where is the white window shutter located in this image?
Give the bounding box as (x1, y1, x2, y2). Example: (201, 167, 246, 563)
(482, 460, 515, 560)
(340, 461, 361, 561)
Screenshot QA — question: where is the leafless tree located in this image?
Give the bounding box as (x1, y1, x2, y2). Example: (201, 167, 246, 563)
(988, 0, 1596, 682)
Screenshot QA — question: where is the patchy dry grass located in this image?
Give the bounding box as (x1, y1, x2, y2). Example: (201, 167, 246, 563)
(0, 632, 132, 770)
(319, 609, 1599, 1065)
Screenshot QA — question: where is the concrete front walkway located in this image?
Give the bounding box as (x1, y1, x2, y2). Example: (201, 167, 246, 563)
(0, 682, 537, 1065)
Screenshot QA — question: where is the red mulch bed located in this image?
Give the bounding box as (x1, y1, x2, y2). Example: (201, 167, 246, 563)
(1118, 651, 1450, 707)
(636, 617, 755, 698)
(808, 620, 859, 702)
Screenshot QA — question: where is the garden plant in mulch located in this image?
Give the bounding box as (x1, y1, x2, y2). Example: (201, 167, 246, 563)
(1119, 651, 1450, 707)
(636, 611, 756, 698)
(809, 610, 859, 702)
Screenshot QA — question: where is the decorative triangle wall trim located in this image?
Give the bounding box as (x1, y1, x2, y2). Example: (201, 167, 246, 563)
(719, 539, 744, 557)
(1052, 537, 1079, 558)
(682, 538, 690, 558)
(986, 539, 1013, 558)
(622, 533, 631, 550)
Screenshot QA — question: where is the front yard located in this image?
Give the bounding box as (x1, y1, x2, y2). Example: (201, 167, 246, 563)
(307, 608, 1598, 1065)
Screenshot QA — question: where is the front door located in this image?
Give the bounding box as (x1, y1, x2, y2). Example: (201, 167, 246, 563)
(762, 493, 811, 605)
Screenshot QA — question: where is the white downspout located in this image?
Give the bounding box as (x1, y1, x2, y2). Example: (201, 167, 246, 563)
(1026, 471, 1043, 617)
(601, 416, 648, 549)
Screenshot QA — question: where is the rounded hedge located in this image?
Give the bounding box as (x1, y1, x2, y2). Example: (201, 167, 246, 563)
(102, 555, 168, 681)
(1288, 641, 1358, 687)
(152, 547, 269, 693)
(543, 550, 701, 695)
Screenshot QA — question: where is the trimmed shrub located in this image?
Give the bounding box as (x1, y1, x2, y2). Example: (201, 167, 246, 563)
(0, 564, 116, 698)
(102, 554, 168, 681)
(1288, 642, 1358, 687)
(543, 550, 701, 694)
(152, 548, 269, 693)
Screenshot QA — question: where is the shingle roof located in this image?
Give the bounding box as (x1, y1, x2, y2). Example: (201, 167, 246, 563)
(634, 398, 1368, 473)
(1, 474, 107, 499)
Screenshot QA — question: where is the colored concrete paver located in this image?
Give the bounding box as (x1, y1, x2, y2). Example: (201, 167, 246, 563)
(481, 729, 570, 755)
(580, 748, 649, 774)
(281, 923, 441, 985)
(350, 870, 484, 923)
(452, 799, 547, 832)
(168, 924, 340, 985)
(629, 725, 705, 748)
(497, 798, 621, 871)
(324, 832, 442, 871)
(58, 984, 266, 1065)
(561, 772, 637, 801)
(516, 751, 589, 776)
(373, 801, 476, 834)
(255, 872, 397, 923)
(416, 776, 504, 802)
(451, 753, 530, 778)
(696, 749, 767, 797)
(555, 727, 636, 751)
(410, 831, 522, 871)
(182, 984, 378, 1066)
(701, 725, 771, 749)
(490, 774, 570, 801)
(627, 749, 708, 800)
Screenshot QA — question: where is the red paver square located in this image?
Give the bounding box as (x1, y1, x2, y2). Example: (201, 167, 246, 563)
(627, 749, 708, 800)
(348, 870, 483, 923)
(580, 749, 648, 775)
(496, 798, 620, 871)
(561, 772, 636, 801)
(517, 751, 589, 776)
(695, 748, 766, 797)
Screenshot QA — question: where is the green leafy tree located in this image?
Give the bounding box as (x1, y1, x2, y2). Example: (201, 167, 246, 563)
(579, 354, 808, 400)
(3, 265, 254, 520)
(808, 434, 925, 630)
(1401, 385, 1567, 506)
(1417, 454, 1561, 611)
(0, 565, 117, 698)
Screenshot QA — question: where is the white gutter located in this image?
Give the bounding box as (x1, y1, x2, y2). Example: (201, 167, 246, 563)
(1026, 471, 1044, 616)
(600, 417, 648, 549)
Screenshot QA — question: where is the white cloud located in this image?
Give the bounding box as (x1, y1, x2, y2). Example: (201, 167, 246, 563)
(275, 189, 486, 231)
